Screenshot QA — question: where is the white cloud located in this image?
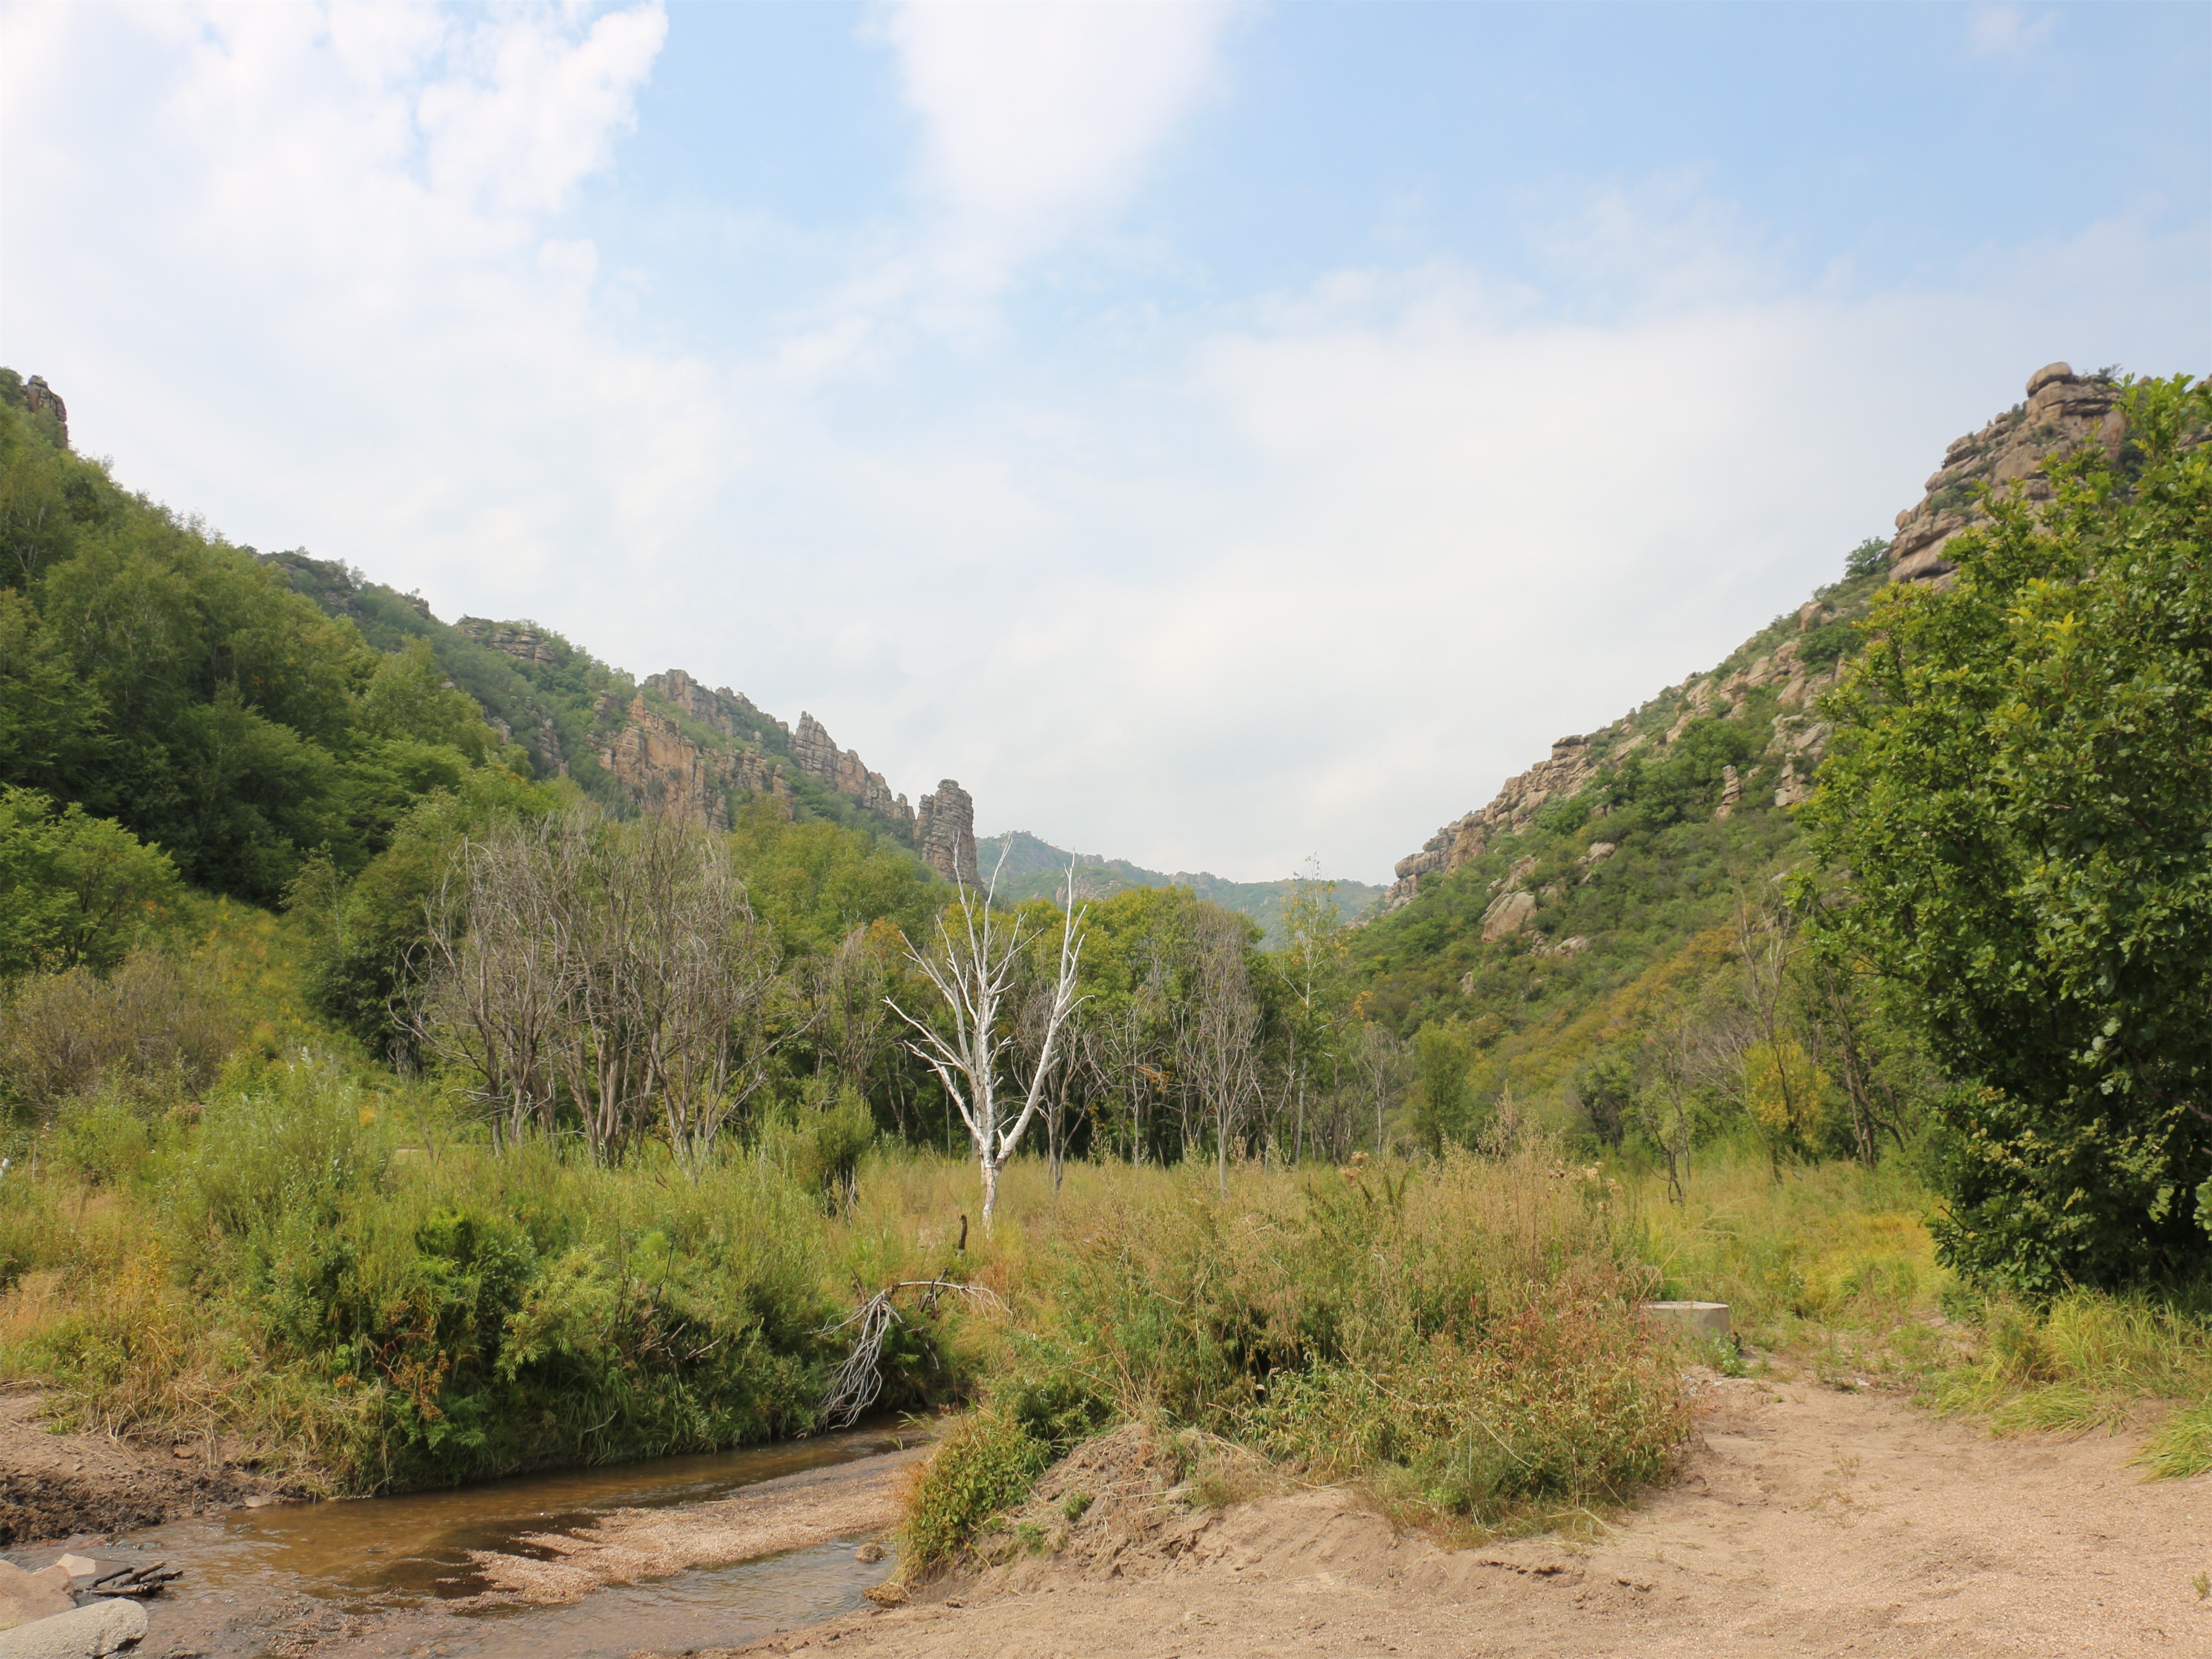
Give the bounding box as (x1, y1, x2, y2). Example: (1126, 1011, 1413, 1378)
(1968, 5, 2056, 57)
(837, 0, 1236, 325)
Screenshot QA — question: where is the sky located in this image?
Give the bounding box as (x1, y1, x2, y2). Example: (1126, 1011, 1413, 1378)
(2, 2, 2207, 885)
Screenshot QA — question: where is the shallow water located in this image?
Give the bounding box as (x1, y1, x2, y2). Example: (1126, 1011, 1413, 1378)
(92, 1426, 909, 1657)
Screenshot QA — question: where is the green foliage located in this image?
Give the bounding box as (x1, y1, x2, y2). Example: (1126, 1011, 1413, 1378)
(288, 767, 556, 1055)
(0, 398, 517, 905)
(1601, 718, 1757, 833)
(8, 1058, 874, 1491)
(1795, 619, 1857, 670)
(0, 949, 237, 1111)
(1805, 374, 2212, 1293)
(1843, 536, 1891, 581)
(1573, 1049, 1638, 1149)
(1410, 1021, 1480, 1150)
(0, 787, 179, 976)
(898, 1406, 1055, 1575)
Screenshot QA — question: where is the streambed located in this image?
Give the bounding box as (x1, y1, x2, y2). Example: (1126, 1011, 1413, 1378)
(24, 1426, 919, 1658)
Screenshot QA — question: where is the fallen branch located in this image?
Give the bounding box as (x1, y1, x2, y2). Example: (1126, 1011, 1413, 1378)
(818, 1280, 1003, 1430)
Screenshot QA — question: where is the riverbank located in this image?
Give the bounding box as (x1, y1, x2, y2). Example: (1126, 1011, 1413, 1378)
(719, 1372, 2211, 1658)
(0, 1390, 294, 1547)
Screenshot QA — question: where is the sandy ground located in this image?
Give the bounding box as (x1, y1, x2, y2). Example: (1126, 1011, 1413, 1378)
(0, 1389, 286, 1546)
(722, 1375, 2212, 1659)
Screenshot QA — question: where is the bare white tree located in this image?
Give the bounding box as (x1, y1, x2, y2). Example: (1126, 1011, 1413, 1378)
(887, 855, 1088, 1230)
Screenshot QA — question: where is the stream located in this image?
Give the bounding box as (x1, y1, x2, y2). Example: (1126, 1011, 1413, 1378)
(49, 1426, 914, 1658)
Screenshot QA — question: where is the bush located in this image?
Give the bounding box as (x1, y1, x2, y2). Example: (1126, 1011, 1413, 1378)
(0, 950, 237, 1111)
(897, 1407, 1055, 1575)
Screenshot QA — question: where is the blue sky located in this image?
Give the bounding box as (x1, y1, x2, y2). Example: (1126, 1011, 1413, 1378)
(3, 2, 2207, 881)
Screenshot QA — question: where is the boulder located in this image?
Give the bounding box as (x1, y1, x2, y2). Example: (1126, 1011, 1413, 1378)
(0, 1564, 75, 1633)
(2024, 361, 2074, 396)
(0, 1599, 147, 1657)
(1480, 889, 1536, 942)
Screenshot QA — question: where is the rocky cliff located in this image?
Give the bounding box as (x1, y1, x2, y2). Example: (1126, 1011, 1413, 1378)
(258, 569, 969, 864)
(915, 780, 979, 885)
(0, 371, 69, 449)
(1378, 363, 2130, 914)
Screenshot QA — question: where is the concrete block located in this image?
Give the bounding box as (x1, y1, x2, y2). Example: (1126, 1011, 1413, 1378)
(1641, 1300, 1730, 1336)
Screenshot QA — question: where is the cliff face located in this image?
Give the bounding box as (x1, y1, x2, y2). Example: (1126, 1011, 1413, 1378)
(595, 692, 788, 831)
(790, 710, 913, 826)
(365, 605, 965, 860)
(1378, 363, 2129, 914)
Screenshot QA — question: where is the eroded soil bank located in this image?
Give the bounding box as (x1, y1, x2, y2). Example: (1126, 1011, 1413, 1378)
(0, 1389, 292, 1546)
(723, 1375, 2211, 1659)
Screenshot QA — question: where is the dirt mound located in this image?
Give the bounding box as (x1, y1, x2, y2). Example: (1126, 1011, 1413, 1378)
(717, 1372, 2212, 1658)
(0, 1392, 289, 1547)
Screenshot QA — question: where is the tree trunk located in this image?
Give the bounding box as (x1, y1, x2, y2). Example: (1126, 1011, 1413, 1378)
(980, 1156, 1001, 1230)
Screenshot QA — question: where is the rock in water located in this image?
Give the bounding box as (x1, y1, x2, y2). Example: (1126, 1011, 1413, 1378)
(0, 1599, 149, 1657)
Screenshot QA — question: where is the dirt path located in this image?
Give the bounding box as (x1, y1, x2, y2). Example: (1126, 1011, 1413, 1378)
(726, 1374, 2212, 1658)
(0, 1389, 286, 1546)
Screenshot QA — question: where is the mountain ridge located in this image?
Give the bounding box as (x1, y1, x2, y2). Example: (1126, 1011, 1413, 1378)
(975, 828, 1385, 943)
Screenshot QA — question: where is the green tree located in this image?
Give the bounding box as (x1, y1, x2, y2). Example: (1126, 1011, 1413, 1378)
(0, 787, 179, 976)
(1804, 373, 2212, 1292)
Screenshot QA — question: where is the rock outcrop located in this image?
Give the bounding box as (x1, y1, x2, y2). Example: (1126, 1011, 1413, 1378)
(17, 377, 66, 448)
(1885, 362, 2124, 588)
(456, 618, 568, 669)
(916, 780, 979, 885)
(790, 711, 913, 826)
(1386, 736, 1599, 908)
(596, 694, 788, 831)
(1377, 364, 2134, 915)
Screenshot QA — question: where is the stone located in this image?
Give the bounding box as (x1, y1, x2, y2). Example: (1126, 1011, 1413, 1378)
(1714, 764, 1742, 820)
(1577, 842, 1616, 866)
(0, 1564, 75, 1631)
(597, 694, 790, 831)
(0, 1598, 149, 1657)
(454, 618, 566, 669)
(915, 781, 979, 886)
(789, 712, 908, 820)
(853, 1542, 886, 1563)
(2024, 361, 2073, 396)
(1479, 889, 1536, 942)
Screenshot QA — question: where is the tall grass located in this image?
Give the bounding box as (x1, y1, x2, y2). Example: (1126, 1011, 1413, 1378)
(890, 1147, 1692, 1570)
(1619, 1151, 2212, 1477)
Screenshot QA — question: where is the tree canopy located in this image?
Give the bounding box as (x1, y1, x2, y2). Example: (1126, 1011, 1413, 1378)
(1804, 374, 2212, 1292)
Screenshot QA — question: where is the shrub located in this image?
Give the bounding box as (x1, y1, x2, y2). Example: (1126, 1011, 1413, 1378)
(0, 950, 237, 1111)
(897, 1407, 1054, 1575)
